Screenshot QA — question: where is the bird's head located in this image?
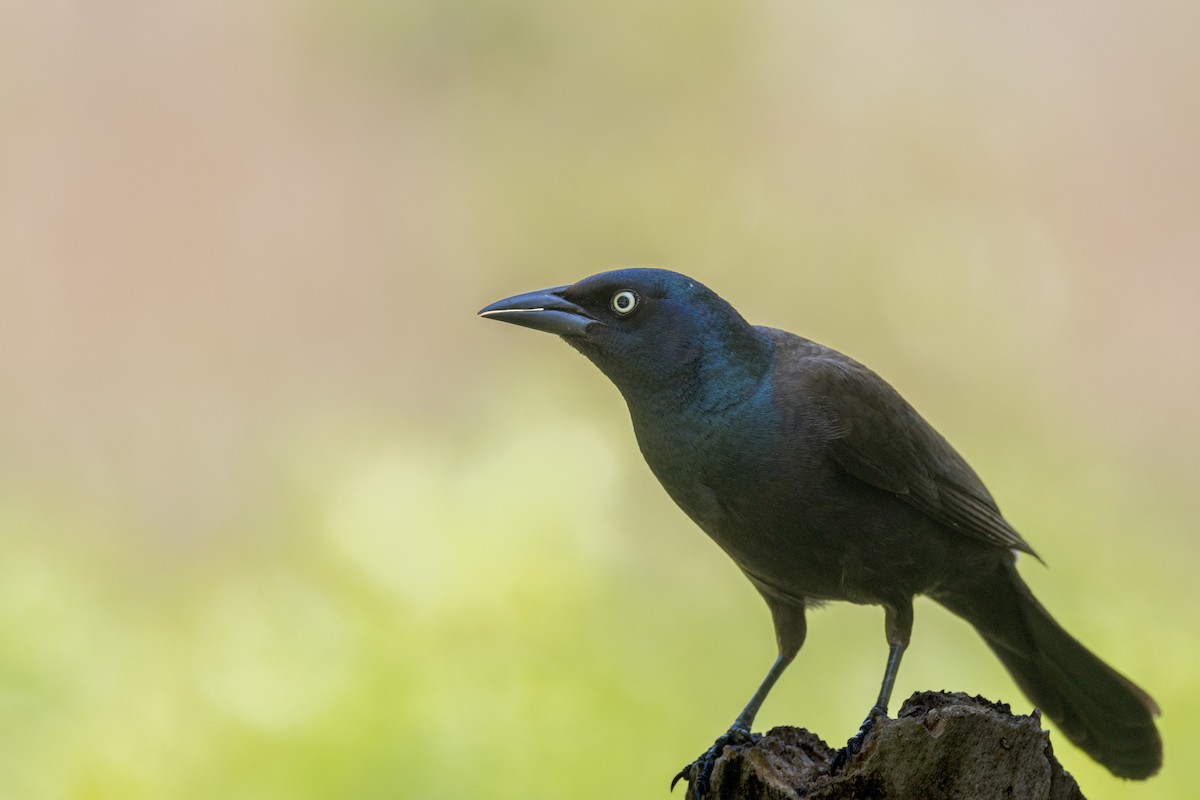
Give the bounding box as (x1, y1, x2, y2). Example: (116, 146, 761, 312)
(480, 268, 772, 408)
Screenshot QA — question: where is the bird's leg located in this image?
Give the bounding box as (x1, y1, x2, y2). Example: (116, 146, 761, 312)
(670, 653, 791, 799)
(672, 599, 805, 799)
(832, 601, 913, 772)
(838, 640, 906, 755)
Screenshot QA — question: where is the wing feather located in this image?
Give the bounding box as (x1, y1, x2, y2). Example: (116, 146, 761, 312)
(765, 328, 1039, 558)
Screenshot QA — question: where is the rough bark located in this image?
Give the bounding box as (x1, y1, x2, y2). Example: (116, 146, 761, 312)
(676, 691, 1085, 800)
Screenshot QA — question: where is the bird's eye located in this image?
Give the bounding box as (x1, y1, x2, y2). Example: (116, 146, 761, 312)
(611, 290, 638, 316)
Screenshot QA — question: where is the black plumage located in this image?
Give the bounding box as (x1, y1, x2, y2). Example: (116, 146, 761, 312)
(480, 268, 1161, 791)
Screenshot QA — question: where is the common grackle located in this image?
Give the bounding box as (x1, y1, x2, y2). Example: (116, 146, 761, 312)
(479, 268, 1161, 794)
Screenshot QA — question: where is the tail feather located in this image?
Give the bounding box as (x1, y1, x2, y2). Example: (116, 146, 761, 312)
(934, 562, 1162, 779)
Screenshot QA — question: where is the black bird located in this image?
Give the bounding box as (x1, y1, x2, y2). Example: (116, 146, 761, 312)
(479, 268, 1161, 792)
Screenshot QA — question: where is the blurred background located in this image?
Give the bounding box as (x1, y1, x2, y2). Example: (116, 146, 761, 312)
(1, 1, 1197, 798)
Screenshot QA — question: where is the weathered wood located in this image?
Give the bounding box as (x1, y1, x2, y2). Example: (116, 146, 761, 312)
(677, 692, 1085, 800)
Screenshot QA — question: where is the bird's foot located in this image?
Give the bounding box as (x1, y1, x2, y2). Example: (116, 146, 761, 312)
(830, 705, 885, 774)
(670, 727, 758, 800)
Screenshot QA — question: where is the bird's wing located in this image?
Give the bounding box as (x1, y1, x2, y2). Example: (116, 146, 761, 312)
(767, 329, 1038, 557)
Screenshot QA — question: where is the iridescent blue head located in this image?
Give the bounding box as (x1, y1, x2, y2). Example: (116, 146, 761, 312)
(480, 268, 773, 410)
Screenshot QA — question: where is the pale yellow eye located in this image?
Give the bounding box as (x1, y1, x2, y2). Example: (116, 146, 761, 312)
(611, 290, 638, 315)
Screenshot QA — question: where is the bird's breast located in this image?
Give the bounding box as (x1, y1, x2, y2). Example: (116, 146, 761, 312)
(628, 395, 924, 605)
(629, 397, 803, 544)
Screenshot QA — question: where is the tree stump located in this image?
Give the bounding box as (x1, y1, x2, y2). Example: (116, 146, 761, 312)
(676, 691, 1085, 800)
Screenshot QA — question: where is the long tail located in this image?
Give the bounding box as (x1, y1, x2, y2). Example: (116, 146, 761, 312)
(933, 561, 1161, 779)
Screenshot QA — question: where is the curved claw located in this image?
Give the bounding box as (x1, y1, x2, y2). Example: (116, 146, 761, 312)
(670, 729, 756, 799)
(831, 705, 886, 774)
(669, 743, 718, 799)
(668, 765, 691, 793)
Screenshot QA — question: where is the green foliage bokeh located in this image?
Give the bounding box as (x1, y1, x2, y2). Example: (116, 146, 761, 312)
(1, 2, 1197, 799)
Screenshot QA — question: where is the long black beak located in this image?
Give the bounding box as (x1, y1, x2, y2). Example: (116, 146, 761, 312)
(478, 285, 597, 337)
